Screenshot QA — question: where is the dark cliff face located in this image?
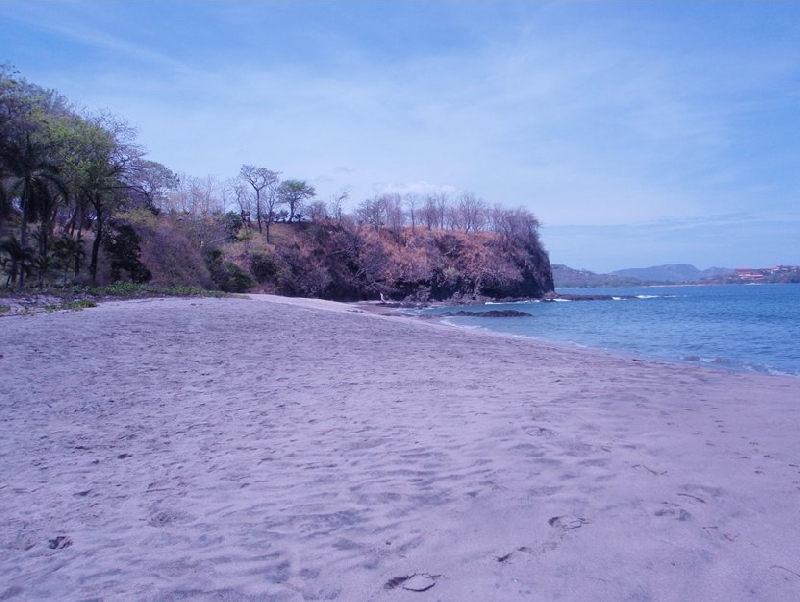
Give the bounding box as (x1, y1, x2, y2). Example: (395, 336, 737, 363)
(269, 223, 555, 303)
(134, 216, 554, 302)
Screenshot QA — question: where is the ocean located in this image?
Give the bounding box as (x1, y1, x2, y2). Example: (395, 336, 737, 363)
(416, 284, 800, 377)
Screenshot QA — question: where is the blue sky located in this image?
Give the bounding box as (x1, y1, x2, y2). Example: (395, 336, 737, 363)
(1, 2, 798, 272)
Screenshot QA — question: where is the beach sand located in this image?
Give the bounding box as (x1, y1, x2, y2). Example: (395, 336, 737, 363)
(1, 294, 799, 601)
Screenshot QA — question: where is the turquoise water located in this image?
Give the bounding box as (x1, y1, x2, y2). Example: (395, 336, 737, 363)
(417, 284, 800, 377)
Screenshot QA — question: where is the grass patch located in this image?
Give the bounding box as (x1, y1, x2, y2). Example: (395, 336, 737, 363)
(74, 283, 230, 299)
(67, 299, 98, 311)
(0, 284, 233, 316)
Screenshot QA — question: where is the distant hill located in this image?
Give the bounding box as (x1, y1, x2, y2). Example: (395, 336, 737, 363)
(551, 264, 643, 288)
(553, 263, 735, 288)
(610, 264, 734, 283)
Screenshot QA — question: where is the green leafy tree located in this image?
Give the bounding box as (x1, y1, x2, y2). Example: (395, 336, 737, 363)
(221, 211, 243, 241)
(64, 114, 144, 283)
(103, 220, 151, 283)
(123, 159, 178, 213)
(278, 179, 315, 223)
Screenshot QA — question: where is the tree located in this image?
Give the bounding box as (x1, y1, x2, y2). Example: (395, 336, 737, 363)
(327, 190, 348, 224)
(9, 134, 67, 289)
(167, 173, 224, 215)
(239, 165, 279, 237)
(434, 191, 449, 230)
(492, 206, 542, 249)
(355, 195, 387, 230)
(420, 195, 438, 230)
(102, 219, 151, 283)
(229, 179, 253, 229)
(221, 211, 243, 241)
(262, 179, 281, 240)
(124, 159, 178, 213)
(456, 191, 486, 233)
(307, 200, 328, 222)
(0, 236, 33, 288)
(0, 94, 68, 289)
(383, 193, 405, 237)
(404, 192, 419, 232)
(51, 232, 84, 285)
(278, 179, 315, 223)
(66, 113, 145, 284)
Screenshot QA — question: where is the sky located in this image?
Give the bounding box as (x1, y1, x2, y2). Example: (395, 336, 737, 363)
(1, 1, 798, 272)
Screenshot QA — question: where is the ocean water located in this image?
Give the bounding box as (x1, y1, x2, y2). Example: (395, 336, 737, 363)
(417, 284, 800, 377)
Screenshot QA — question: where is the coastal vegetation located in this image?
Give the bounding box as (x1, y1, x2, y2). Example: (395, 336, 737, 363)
(1, 66, 553, 303)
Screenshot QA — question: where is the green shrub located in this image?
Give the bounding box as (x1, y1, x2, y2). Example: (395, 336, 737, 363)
(248, 250, 277, 283)
(204, 248, 254, 293)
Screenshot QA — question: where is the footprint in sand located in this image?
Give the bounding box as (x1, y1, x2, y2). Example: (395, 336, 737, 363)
(383, 573, 437, 592)
(653, 503, 691, 521)
(703, 526, 738, 543)
(48, 535, 73, 550)
(525, 426, 555, 437)
(147, 508, 195, 527)
(503, 516, 589, 563)
(548, 515, 589, 530)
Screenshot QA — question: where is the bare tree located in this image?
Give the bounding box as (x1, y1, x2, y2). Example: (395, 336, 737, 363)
(444, 204, 461, 231)
(434, 191, 449, 229)
(229, 179, 253, 230)
(404, 192, 419, 232)
(167, 174, 224, 215)
(489, 203, 506, 235)
(355, 195, 387, 230)
(307, 200, 328, 222)
(456, 191, 487, 233)
(327, 190, 349, 224)
(239, 165, 279, 236)
(383, 193, 405, 237)
(493, 206, 542, 248)
(420, 195, 438, 230)
(193, 175, 225, 215)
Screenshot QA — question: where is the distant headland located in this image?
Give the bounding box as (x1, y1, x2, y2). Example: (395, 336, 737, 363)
(553, 263, 800, 288)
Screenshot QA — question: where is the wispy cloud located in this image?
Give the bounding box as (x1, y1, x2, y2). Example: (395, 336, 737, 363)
(2, 2, 797, 270)
(2, 3, 186, 72)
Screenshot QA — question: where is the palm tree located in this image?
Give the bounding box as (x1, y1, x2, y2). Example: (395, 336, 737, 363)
(0, 236, 33, 288)
(2, 130, 64, 289)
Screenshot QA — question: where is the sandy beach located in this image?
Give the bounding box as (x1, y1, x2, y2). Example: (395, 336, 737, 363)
(1, 294, 799, 601)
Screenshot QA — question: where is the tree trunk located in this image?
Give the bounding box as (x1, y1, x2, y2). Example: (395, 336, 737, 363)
(74, 227, 84, 277)
(90, 209, 104, 284)
(37, 220, 48, 290)
(18, 177, 31, 291)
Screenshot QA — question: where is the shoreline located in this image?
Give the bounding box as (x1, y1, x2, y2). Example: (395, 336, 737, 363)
(2, 295, 799, 600)
(396, 287, 800, 379)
